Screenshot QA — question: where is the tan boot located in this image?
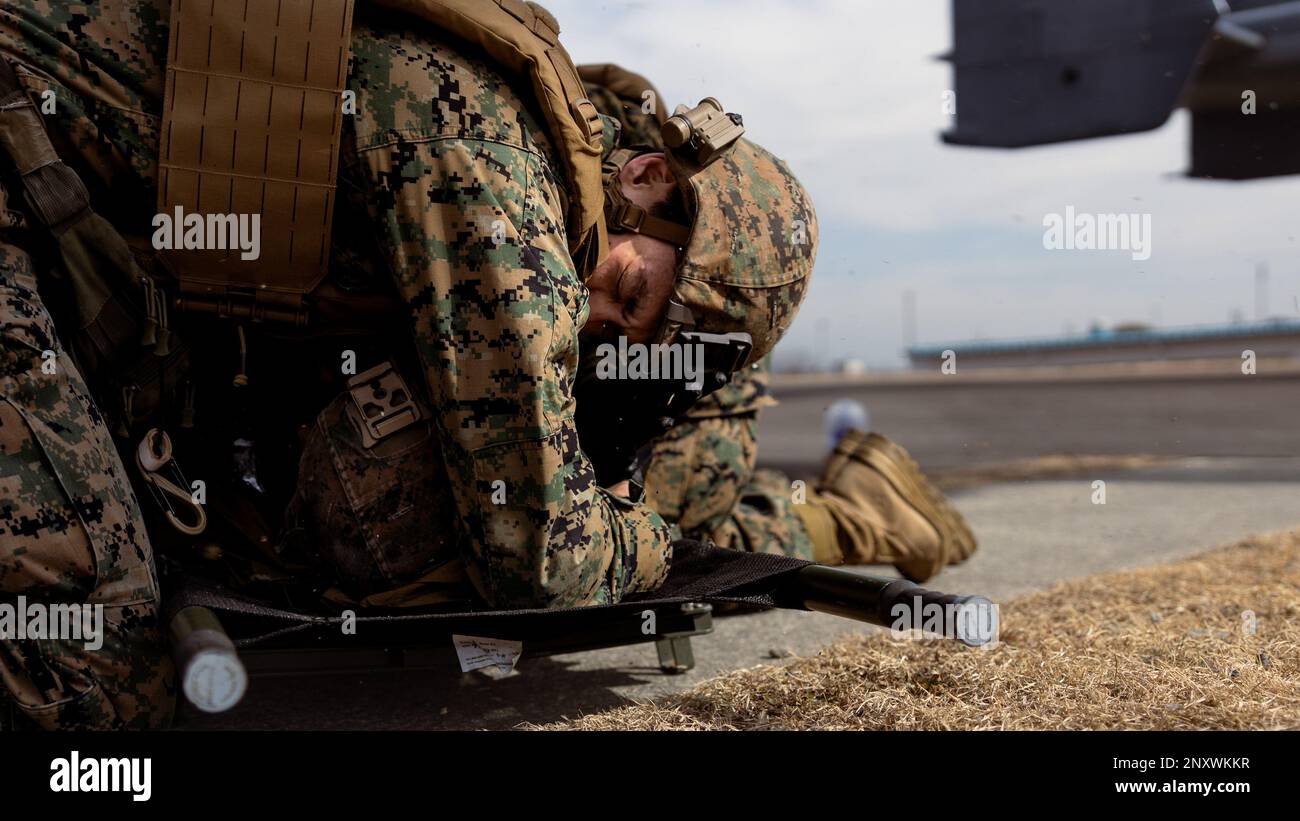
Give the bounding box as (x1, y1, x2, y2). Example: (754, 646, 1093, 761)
(803, 430, 977, 582)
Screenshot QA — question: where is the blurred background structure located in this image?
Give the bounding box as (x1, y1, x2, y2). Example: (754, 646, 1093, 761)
(908, 317, 1300, 369)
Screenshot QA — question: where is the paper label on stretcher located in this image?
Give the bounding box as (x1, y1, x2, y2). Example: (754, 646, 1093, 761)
(451, 634, 523, 673)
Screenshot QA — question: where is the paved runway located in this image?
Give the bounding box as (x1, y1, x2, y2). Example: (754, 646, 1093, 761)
(757, 373, 1300, 476)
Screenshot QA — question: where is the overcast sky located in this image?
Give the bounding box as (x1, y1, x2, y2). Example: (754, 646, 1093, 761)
(548, 0, 1300, 368)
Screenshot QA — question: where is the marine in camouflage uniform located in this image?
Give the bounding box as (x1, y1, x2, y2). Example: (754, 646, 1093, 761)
(0, 0, 965, 730)
(581, 67, 976, 579)
(291, 10, 821, 608)
(0, 0, 679, 727)
(579, 68, 813, 560)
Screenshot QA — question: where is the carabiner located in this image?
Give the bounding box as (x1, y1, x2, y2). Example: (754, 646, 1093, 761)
(135, 428, 207, 536)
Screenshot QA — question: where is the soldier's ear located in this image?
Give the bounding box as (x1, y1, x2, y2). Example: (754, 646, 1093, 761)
(620, 153, 676, 190)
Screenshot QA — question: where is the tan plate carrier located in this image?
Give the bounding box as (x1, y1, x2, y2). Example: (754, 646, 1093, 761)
(157, 0, 607, 327)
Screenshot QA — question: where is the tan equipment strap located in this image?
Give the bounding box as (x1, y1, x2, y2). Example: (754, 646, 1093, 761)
(370, 0, 609, 270)
(0, 57, 92, 232)
(603, 147, 692, 248)
(158, 0, 355, 325)
(605, 195, 691, 248)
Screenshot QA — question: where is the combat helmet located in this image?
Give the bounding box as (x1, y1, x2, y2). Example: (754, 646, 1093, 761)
(603, 99, 818, 366)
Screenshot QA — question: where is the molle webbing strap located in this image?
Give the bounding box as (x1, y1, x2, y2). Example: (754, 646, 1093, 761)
(0, 57, 92, 232)
(158, 0, 354, 325)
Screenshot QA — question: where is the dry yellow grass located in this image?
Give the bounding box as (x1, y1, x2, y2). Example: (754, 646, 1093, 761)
(539, 529, 1300, 730)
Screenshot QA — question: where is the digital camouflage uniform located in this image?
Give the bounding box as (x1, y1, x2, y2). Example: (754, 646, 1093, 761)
(0, 0, 827, 729)
(0, 238, 173, 730)
(0, 0, 676, 728)
(0, 0, 174, 730)
(640, 368, 814, 562)
(580, 69, 815, 561)
(333, 9, 673, 609)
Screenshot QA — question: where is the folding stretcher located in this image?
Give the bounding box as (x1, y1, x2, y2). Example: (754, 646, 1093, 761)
(165, 541, 997, 713)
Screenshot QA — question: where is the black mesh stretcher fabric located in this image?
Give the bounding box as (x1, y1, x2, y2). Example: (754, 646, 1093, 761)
(163, 541, 813, 648)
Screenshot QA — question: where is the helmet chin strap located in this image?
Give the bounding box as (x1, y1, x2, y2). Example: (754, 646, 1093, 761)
(602, 148, 693, 247)
(603, 148, 694, 347)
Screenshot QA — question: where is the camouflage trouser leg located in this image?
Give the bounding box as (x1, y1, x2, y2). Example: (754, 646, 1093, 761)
(642, 413, 815, 561)
(0, 238, 174, 730)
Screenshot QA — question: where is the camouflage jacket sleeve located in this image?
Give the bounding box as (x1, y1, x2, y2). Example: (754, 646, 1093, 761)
(344, 25, 672, 610)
